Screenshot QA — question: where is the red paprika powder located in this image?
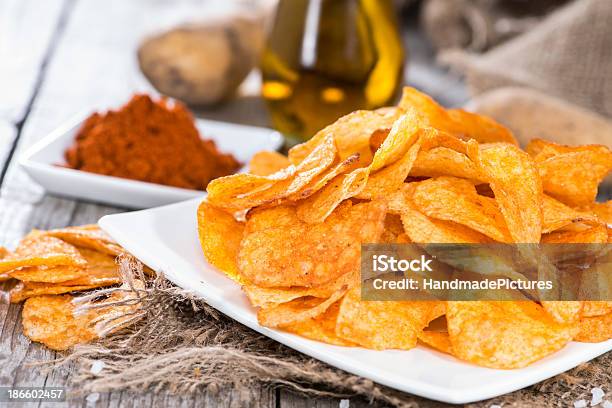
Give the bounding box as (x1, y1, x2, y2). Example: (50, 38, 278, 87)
(65, 94, 240, 190)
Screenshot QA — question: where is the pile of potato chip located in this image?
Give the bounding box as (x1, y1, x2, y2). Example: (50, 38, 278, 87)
(0, 225, 140, 350)
(198, 87, 612, 369)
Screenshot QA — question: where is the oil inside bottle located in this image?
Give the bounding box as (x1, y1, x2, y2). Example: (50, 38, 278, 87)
(261, 0, 404, 142)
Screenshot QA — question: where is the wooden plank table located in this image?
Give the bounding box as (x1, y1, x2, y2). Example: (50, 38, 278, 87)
(0, 1, 468, 407)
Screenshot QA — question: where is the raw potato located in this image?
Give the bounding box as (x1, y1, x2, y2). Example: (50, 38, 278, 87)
(138, 18, 263, 106)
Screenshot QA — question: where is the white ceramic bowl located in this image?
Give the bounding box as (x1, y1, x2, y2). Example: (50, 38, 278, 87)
(19, 113, 283, 208)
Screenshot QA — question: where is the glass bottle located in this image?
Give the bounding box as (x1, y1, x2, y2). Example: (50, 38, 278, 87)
(261, 0, 404, 142)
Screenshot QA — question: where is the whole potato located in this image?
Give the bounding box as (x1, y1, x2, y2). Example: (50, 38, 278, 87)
(138, 18, 263, 106)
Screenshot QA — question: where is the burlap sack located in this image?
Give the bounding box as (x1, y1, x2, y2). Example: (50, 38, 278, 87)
(442, 0, 612, 119)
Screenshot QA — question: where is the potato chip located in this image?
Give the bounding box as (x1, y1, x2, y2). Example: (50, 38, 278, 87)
(240, 201, 386, 287)
(411, 147, 482, 181)
(574, 313, 612, 343)
(541, 223, 608, 244)
(582, 301, 612, 317)
(332, 109, 402, 164)
(10, 280, 118, 303)
(208, 134, 336, 211)
(467, 141, 542, 243)
(288, 108, 401, 167)
(45, 225, 123, 256)
(10, 245, 118, 284)
(288, 154, 361, 201)
(296, 168, 370, 223)
(0, 233, 87, 274)
(369, 128, 391, 153)
(248, 151, 291, 176)
(399, 87, 518, 145)
(541, 301, 583, 324)
(370, 108, 424, 172)
(257, 289, 347, 328)
(418, 330, 453, 355)
(282, 301, 356, 346)
(380, 213, 405, 243)
(577, 201, 612, 226)
(401, 207, 493, 244)
(243, 270, 357, 309)
(411, 177, 512, 242)
(526, 139, 612, 206)
(446, 301, 577, 369)
(10, 264, 87, 283)
(22, 281, 143, 350)
(542, 195, 600, 234)
(197, 201, 245, 283)
(22, 294, 97, 350)
(335, 287, 445, 350)
(356, 136, 422, 200)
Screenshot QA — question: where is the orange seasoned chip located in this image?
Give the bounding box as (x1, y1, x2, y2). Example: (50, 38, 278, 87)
(239, 201, 386, 287)
(418, 330, 453, 355)
(10, 264, 86, 283)
(542, 195, 600, 234)
(10, 247, 120, 301)
(208, 134, 336, 211)
(243, 270, 357, 309)
(288, 154, 361, 201)
(288, 109, 401, 167)
(411, 177, 511, 242)
(370, 108, 424, 172)
(467, 141, 542, 243)
(446, 301, 577, 369)
(400, 206, 493, 244)
(380, 213, 405, 243)
(582, 301, 612, 317)
(283, 301, 356, 346)
(0, 233, 87, 274)
(335, 287, 445, 350)
(10, 280, 118, 303)
(356, 136, 422, 200)
(331, 109, 402, 164)
(248, 151, 291, 176)
(541, 223, 608, 244)
(541, 301, 583, 324)
(22, 294, 97, 350)
(197, 201, 245, 283)
(577, 201, 612, 226)
(45, 225, 123, 256)
(574, 313, 612, 343)
(399, 87, 518, 145)
(526, 139, 612, 207)
(22, 282, 143, 350)
(296, 168, 369, 223)
(410, 147, 482, 182)
(257, 289, 347, 328)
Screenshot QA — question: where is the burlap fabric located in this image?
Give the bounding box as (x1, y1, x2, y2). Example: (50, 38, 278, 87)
(53, 256, 610, 407)
(442, 0, 612, 119)
(420, 0, 566, 52)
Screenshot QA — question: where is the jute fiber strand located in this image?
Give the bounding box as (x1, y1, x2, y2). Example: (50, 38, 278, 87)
(442, 0, 612, 119)
(52, 256, 610, 408)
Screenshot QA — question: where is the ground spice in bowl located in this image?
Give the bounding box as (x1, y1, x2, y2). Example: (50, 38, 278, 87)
(64, 94, 241, 190)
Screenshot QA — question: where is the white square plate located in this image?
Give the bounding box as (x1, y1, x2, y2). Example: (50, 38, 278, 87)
(18, 113, 283, 209)
(99, 199, 612, 404)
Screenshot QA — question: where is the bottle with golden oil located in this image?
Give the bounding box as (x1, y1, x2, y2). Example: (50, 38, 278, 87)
(261, 0, 404, 142)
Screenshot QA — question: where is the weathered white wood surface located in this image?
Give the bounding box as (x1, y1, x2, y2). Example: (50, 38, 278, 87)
(0, 1, 468, 407)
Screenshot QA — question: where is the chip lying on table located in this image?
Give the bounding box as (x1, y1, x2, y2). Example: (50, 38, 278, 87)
(1, 225, 143, 350)
(198, 87, 612, 369)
